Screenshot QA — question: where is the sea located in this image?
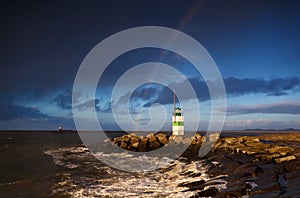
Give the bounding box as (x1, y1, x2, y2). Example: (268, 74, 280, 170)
(0, 130, 298, 197)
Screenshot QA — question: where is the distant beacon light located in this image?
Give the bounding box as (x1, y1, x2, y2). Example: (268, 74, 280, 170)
(58, 124, 63, 133)
(172, 92, 184, 136)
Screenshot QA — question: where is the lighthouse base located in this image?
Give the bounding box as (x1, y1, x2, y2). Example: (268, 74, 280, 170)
(172, 126, 184, 136)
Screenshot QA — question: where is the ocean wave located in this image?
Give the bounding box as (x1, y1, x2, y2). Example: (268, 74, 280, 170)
(44, 146, 227, 197)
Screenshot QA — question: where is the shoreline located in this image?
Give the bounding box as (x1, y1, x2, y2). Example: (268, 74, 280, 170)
(1, 129, 300, 139)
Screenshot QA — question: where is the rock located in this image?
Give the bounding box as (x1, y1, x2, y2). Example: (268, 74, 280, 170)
(224, 137, 239, 144)
(244, 140, 270, 150)
(275, 155, 296, 164)
(146, 133, 156, 142)
(178, 179, 205, 189)
(284, 160, 300, 172)
(267, 146, 294, 156)
(120, 141, 128, 149)
(222, 185, 247, 197)
(235, 145, 251, 154)
(129, 135, 139, 145)
(208, 133, 220, 142)
(149, 139, 160, 150)
(155, 133, 168, 145)
(257, 153, 282, 161)
(191, 134, 203, 145)
(250, 191, 281, 198)
(255, 166, 264, 175)
(141, 136, 149, 143)
(233, 163, 258, 178)
(211, 139, 223, 150)
(193, 133, 202, 139)
(138, 140, 148, 152)
(127, 133, 137, 138)
(121, 135, 130, 142)
(222, 180, 253, 197)
(131, 142, 139, 149)
(253, 173, 280, 192)
(282, 173, 300, 198)
(257, 163, 280, 174)
(112, 132, 298, 159)
(248, 137, 260, 142)
(112, 137, 121, 145)
(245, 150, 257, 155)
(194, 187, 218, 197)
(236, 154, 255, 164)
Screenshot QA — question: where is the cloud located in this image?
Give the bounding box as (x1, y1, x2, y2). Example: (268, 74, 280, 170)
(0, 104, 48, 121)
(75, 99, 98, 111)
(225, 77, 300, 96)
(226, 101, 300, 115)
(68, 98, 112, 113)
(52, 90, 110, 113)
(116, 85, 173, 108)
(52, 90, 72, 110)
(117, 77, 300, 107)
(52, 77, 300, 116)
(97, 101, 112, 113)
(118, 86, 159, 105)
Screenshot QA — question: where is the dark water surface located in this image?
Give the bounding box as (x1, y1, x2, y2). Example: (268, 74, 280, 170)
(0, 132, 82, 197)
(0, 131, 299, 197)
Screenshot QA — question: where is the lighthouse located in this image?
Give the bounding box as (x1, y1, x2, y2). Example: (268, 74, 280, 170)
(172, 92, 184, 136)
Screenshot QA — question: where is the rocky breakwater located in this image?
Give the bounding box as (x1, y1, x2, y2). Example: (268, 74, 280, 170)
(209, 135, 300, 197)
(112, 133, 205, 153)
(212, 136, 296, 164)
(111, 133, 300, 197)
(112, 133, 168, 152)
(112, 133, 297, 164)
(111, 133, 297, 163)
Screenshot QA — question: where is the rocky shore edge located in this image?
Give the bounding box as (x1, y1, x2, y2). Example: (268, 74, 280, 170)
(112, 133, 298, 164)
(111, 133, 300, 197)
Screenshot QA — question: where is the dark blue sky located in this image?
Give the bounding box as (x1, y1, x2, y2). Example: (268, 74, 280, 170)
(1, 0, 300, 130)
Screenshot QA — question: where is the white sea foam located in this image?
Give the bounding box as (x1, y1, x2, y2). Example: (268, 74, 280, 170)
(45, 146, 228, 197)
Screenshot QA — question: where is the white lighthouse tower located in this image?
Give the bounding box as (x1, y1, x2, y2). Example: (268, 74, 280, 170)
(172, 92, 184, 136)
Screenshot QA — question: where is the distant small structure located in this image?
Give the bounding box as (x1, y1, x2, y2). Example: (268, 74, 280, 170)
(172, 92, 184, 136)
(58, 124, 63, 133)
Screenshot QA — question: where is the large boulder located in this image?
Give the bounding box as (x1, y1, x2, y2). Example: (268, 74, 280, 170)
(267, 146, 294, 156)
(120, 141, 128, 149)
(155, 133, 168, 145)
(275, 155, 296, 164)
(146, 133, 156, 143)
(112, 137, 122, 146)
(131, 141, 139, 149)
(195, 187, 218, 197)
(244, 140, 270, 150)
(257, 153, 282, 161)
(191, 133, 203, 144)
(129, 134, 139, 144)
(149, 139, 160, 150)
(121, 134, 130, 142)
(137, 137, 149, 152)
